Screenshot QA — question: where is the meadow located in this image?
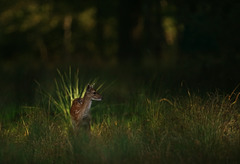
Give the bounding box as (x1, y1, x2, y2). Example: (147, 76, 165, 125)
(0, 68, 240, 164)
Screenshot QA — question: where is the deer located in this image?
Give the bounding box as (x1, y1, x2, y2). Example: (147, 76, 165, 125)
(70, 84, 102, 131)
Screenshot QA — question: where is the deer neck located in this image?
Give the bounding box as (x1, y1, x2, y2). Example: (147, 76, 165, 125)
(82, 95, 92, 118)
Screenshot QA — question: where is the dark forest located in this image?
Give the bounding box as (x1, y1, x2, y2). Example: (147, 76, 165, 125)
(0, 0, 240, 163)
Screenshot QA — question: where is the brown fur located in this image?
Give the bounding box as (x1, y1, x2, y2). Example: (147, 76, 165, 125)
(70, 85, 102, 131)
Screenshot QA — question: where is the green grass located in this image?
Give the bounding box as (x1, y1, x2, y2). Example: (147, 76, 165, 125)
(0, 69, 240, 163)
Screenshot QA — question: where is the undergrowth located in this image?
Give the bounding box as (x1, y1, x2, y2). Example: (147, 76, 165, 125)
(0, 69, 239, 163)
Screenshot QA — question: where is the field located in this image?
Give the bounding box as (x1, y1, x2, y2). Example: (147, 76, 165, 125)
(0, 68, 240, 163)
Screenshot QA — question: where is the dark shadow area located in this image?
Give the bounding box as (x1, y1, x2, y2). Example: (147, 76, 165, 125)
(0, 0, 240, 113)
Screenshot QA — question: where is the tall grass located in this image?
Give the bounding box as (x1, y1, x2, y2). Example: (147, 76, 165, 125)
(0, 69, 240, 163)
(36, 68, 103, 126)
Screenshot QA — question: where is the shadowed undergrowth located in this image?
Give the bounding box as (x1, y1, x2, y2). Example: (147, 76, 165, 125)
(0, 70, 240, 163)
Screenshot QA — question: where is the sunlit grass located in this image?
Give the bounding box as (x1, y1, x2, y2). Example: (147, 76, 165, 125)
(0, 69, 240, 163)
(35, 67, 104, 126)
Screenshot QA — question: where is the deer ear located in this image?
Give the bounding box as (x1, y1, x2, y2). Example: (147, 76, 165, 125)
(87, 84, 92, 91)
